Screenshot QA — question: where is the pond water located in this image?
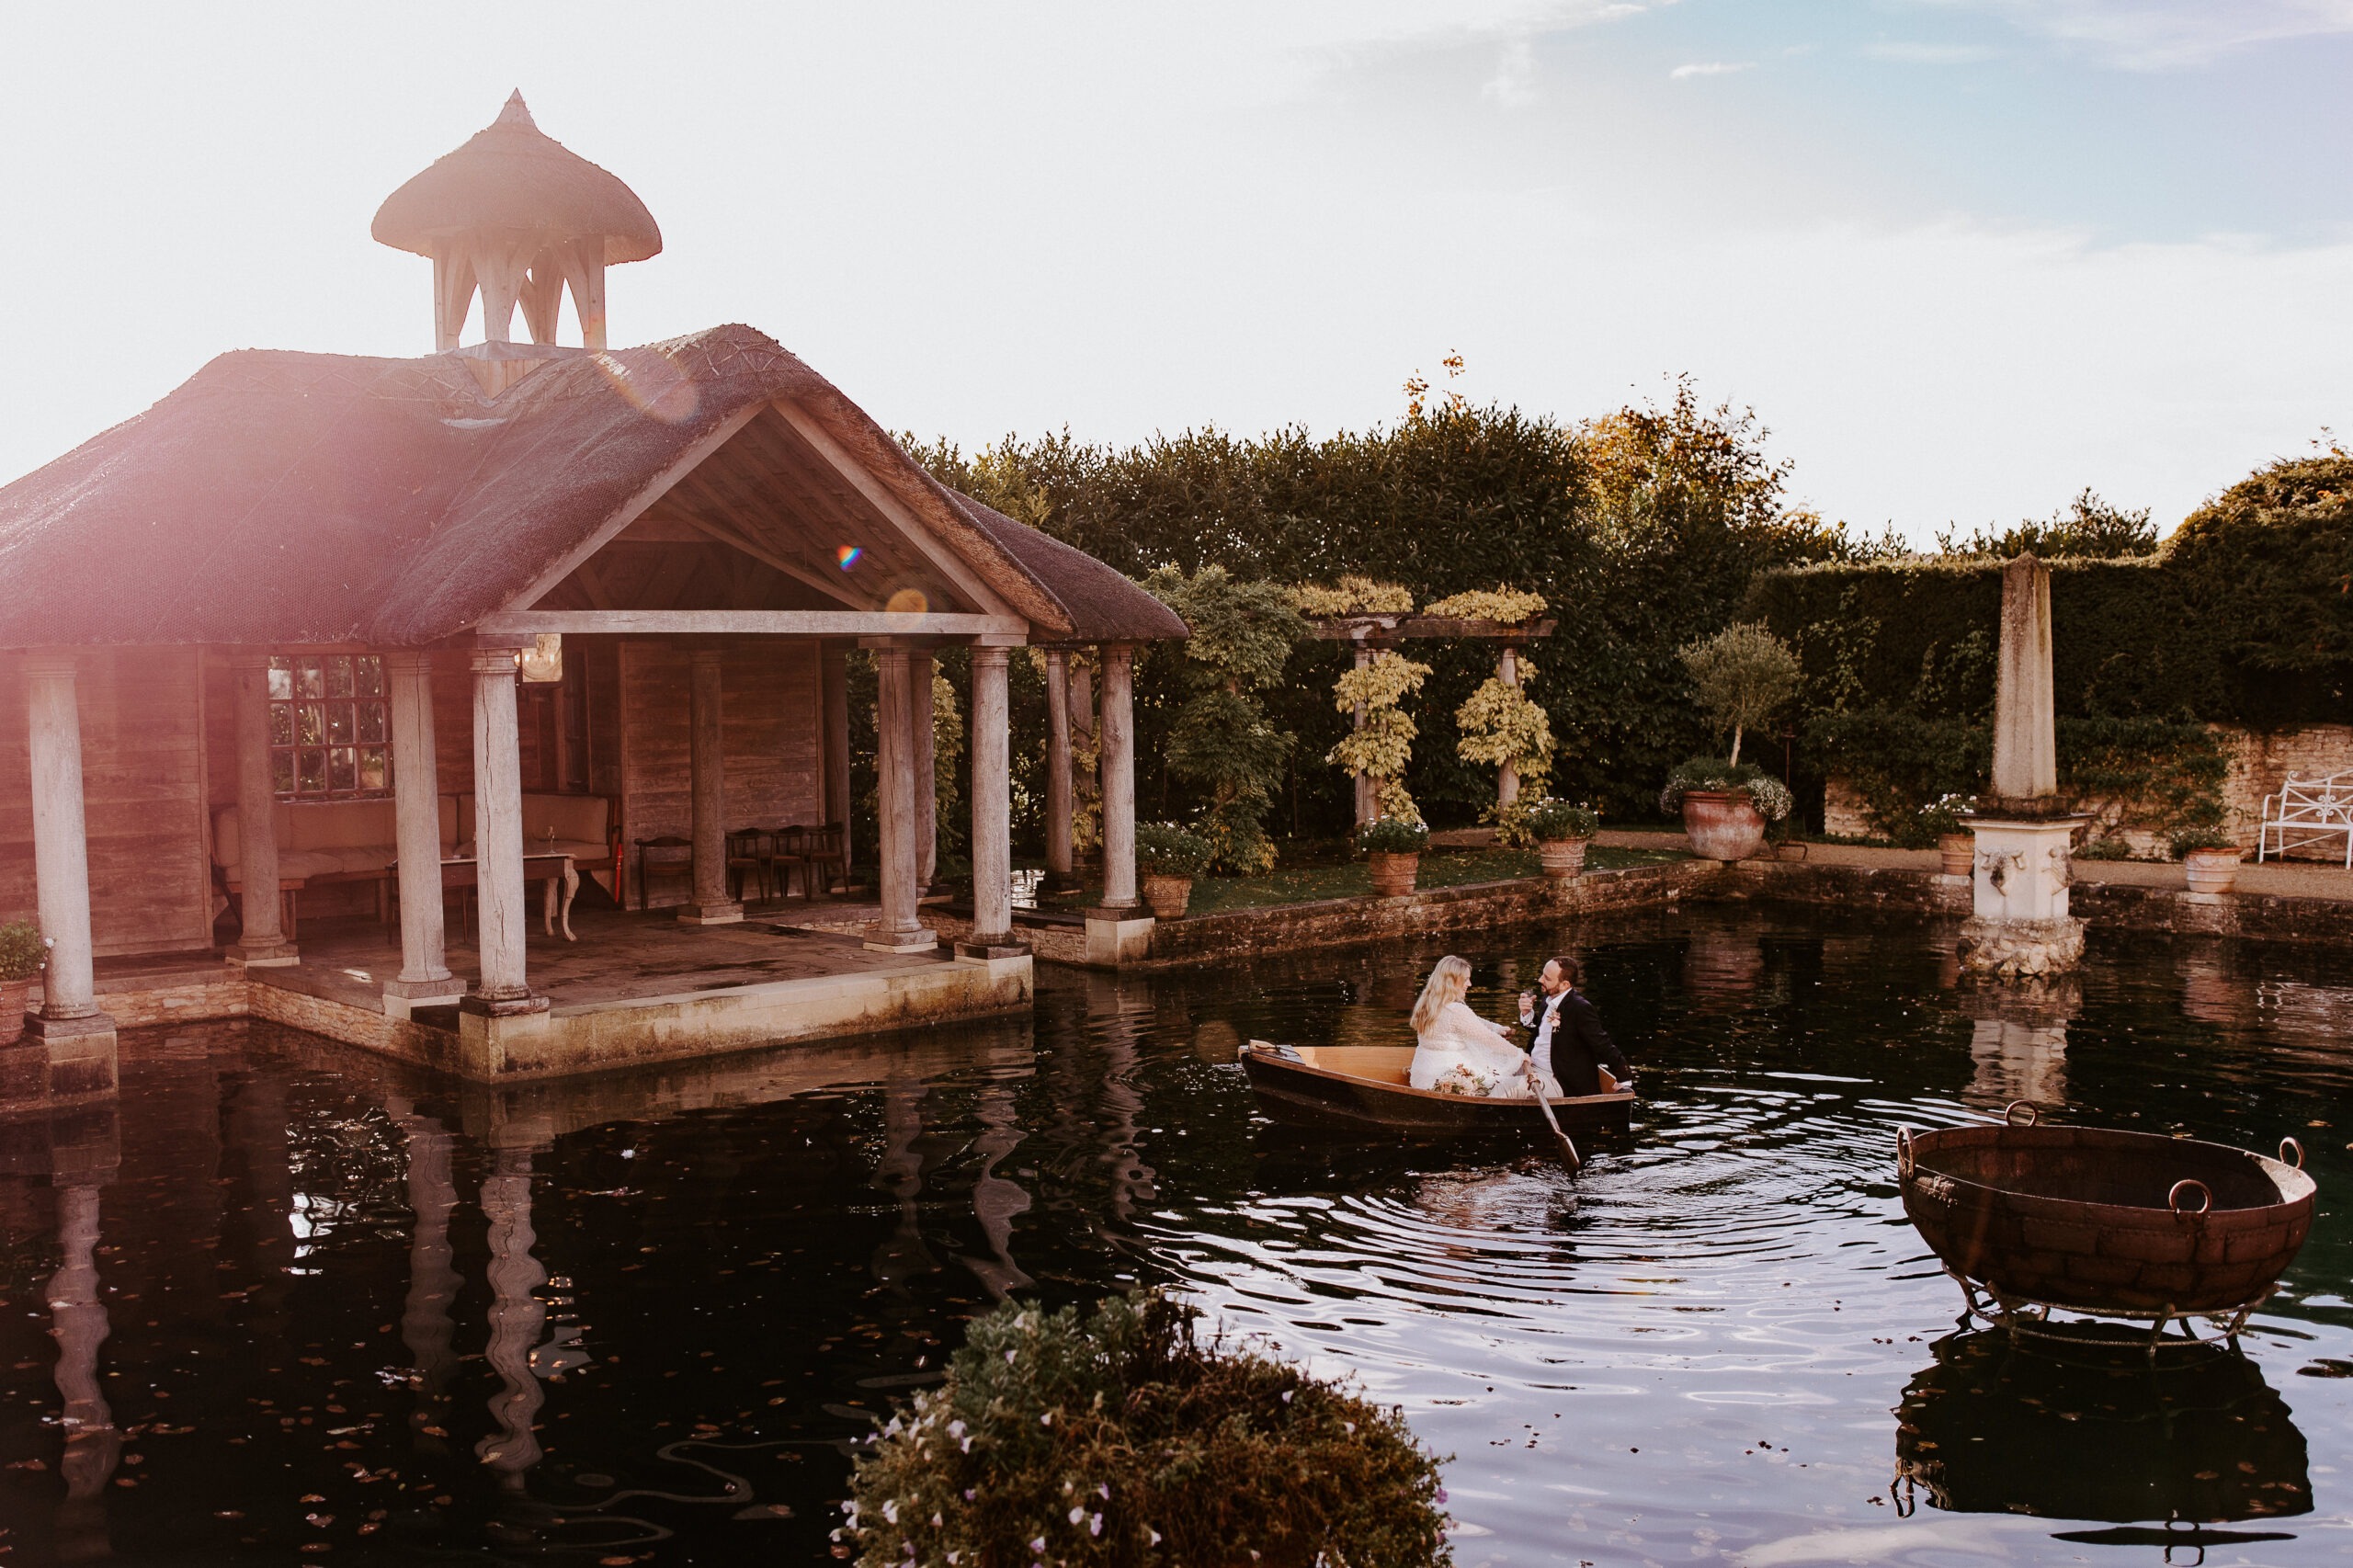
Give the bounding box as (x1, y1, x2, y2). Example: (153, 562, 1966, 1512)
(3, 907, 2350, 1566)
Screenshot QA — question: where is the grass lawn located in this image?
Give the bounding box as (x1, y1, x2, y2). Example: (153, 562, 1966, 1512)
(1031, 843, 1687, 918)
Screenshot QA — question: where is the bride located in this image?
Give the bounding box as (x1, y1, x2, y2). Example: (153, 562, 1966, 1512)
(1409, 955, 1559, 1098)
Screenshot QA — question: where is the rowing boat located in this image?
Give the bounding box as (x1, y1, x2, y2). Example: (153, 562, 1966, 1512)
(1239, 1040, 1635, 1136)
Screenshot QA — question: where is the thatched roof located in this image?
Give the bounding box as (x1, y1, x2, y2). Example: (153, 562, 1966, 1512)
(0, 324, 1184, 648)
(372, 92, 662, 265)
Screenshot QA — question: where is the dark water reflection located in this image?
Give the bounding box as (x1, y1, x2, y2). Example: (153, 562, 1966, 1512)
(1, 908, 2350, 1564)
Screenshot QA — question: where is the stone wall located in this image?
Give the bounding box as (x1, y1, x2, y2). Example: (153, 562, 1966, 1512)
(1824, 723, 2353, 858)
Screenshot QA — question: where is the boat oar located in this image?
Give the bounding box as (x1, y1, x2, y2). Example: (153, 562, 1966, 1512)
(1525, 1060, 1582, 1172)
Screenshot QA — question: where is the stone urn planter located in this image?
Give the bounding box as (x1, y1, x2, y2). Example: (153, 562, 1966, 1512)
(1938, 834, 1975, 877)
(1142, 873, 1193, 919)
(0, 977, 28, 1045)
(1537, 836, 1590, 880)
(1367, 851, 1421, 897)
(2183, 847, 2244, 895)
(1680, 790, 1766, 862)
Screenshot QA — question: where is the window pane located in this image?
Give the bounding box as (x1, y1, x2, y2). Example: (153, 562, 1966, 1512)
(271, 751, 295, 795)
(327, 702, 356, 745)
(298, 749, 327, 794)
(269, 704, 294, 746)
(299, 703, 325, 746)
(299, 660, 324, 699)
(356, 657, 383, 699)
(329, 748, 358, 793)
(327, 657, 354, 699)
(267, 659, 293, 702)
(358, 746, 390, 791)
(357, 703, 386, 744)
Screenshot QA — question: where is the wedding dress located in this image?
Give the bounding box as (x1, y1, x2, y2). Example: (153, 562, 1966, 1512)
(1409, 1000, 1558, 1098)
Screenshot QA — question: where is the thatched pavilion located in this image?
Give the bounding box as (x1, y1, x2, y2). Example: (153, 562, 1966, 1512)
(0, 94, 1181, 1106)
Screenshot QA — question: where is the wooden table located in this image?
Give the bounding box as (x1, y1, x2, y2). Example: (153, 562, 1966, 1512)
(391, 854, 578, 941)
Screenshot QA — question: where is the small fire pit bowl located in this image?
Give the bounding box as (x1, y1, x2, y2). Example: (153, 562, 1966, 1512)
(1898, 1104, 2315, 1339)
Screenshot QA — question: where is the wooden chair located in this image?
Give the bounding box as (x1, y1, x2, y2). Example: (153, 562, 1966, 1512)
(634, 835, 695, 909)
(725, 827, 773, 903)
(766, 824, 811, 900)
(799, 823, 848, 900)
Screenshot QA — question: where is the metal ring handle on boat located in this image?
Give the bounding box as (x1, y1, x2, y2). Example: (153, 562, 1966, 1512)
(2280, 1136, 2305, 1170)
(2004, 1100, 2040, 1128)
(1896, 1127, 1915, 1180)
(2168, 1178, 2212, 1215)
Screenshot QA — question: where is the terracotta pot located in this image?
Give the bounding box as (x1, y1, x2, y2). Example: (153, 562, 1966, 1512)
(0, 978, 25, 1045)
(1537, 837, 1589, 880)
(1680, 790, 1766, 861)
(2183, 847, 2243, 895)
(1938, 833, 1974, 877)
(1141, 873, 1193, 919)
(1366, 851, 1420, 897)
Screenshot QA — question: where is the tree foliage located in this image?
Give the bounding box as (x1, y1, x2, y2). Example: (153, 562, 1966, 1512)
(1677, 622, 1801, 766)
(1142, 566, 1303, 872)
(1936, 488, 2158, 561)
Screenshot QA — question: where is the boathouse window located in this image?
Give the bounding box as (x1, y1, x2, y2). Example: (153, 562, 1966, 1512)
(268, 653, 392, 800)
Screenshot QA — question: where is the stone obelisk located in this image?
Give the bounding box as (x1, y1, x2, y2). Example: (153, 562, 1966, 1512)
(1957, 555, 2086, 978)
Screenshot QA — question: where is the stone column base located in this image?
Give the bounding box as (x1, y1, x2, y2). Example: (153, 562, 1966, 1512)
(1083, 908, 1154, 967)
(455, 994, 551, 1075)
(9, 1012, 119, 1103)
(676, 901, 745, 926)
(226, 939, 301, 968)
(864, 926, 940, 954)
(1957, 916, 2085, 980)
(955, 937, 1030, 961)
(381, 975, 466, 1019)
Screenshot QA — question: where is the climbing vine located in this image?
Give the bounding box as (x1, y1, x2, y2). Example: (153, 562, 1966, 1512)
(1289, 577, 1415, 617)
(1454, 658, 1554, 793)
(1143, 566, 1305, 873)
(1331, 651, 1433, 823)
(1422, 585, 1547, 624)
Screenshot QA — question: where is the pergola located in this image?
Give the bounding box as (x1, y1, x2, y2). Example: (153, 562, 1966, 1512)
(1308, 614, 1559, 823)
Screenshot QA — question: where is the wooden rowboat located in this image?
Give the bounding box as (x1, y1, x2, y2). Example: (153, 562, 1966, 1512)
(1240, 1041, 1634, 1136)
(1898, 1103, 2315, 1340)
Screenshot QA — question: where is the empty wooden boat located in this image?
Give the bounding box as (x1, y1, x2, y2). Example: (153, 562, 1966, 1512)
(1240, 1041, 1635, 1136)
(1898, 1104, 2315, 1337)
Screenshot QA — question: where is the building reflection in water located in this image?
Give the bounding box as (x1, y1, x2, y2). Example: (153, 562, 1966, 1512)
(1080, 973, 1156, 1226)
(961, 1080, 1032, 1299)
(1893, 1330, 2311, 1537)
(387, 1096, 463, 1455)
(49, 1180, 120, 1563)
(870, 1079, 940, 1301)
(477, 1144, 549, 1490)
(1681, 923, 1766, 1009)
(1957, 980, 2077, 1109)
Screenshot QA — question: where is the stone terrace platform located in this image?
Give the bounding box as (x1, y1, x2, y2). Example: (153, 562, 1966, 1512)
(74, 897, 1030, 1082)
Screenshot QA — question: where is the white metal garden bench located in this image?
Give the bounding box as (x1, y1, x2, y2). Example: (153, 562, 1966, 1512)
(2257, 770, 2353, 868)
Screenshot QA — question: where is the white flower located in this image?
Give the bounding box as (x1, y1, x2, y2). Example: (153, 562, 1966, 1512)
(881, 1500, 899, 1525)
(1070, 1506, 1086, 1525)
(1089, 1513, 1103, 1537)
(948, 1420, 966, 1439)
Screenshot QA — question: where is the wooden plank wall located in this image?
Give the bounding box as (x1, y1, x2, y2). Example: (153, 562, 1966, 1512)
(0, 650, 215, 958)
(620, 638, 824, 903)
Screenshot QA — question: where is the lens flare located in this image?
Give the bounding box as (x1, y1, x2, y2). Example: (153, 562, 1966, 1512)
(884, 587, 930, 615)
(835, 545, 862, 570)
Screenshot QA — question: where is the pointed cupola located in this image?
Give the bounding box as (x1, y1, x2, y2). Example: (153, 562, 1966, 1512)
(372, 91, 661, 357)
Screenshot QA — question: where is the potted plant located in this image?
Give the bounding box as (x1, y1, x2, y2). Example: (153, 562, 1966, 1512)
(1356, 815, 1429, 896)
(1659, 758, 1792, 862)
(1918, 794, 1975, 876)
(0, 922, 42, 1044)
(2172, 827, 2244, 894)
(1136, 822, 1215, 918)
(1518, 798, 1599, 879)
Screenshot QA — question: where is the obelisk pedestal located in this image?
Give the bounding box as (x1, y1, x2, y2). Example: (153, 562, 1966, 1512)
(1959, 554, 2085, 979)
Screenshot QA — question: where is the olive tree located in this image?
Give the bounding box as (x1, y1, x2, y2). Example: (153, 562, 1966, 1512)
(1679, 621, 1801, 766)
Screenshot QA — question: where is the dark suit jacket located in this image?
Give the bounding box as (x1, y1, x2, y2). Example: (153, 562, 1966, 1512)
(1535, 989, 1631, 1096)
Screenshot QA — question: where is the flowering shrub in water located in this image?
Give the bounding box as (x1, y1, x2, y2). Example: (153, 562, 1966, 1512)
(838, 1290, 1451, 1567)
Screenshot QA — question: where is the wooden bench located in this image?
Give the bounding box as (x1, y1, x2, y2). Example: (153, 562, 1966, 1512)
(214, 797, 464, 936)
(2258, 770, 2353, 869)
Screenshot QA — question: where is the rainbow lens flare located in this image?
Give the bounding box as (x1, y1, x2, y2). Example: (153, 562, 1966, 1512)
(835, 545, 862, 570)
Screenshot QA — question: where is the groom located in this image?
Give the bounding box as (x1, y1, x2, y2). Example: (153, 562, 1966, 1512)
(1518, 954, 1632, 1096)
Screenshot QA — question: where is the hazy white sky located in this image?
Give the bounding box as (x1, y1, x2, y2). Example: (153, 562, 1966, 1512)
(3, 1, 2347, 544)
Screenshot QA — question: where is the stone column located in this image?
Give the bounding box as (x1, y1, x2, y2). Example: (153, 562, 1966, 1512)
(1496, 646, 1521, 809)
(390, 1099, 461, 1451)
(21, 655, 117, 1093)
(1097, 643, 1139, 910)
(476, 1146, 546, 1487)
(224, 653, 296, 965)
(678, 647, 742, 924)
(48, 1182, 120, 1560)
(384, 653, 459, 1015)
(911, 647, 938, 889)
(961, 648, 1022, 958)
(1990, 554, 2059, 804)
(466, 650, 537, 1006)
(865, 648, 936, 953)
(822, 644, 853, 882)
(1043, 649, 1074, 892)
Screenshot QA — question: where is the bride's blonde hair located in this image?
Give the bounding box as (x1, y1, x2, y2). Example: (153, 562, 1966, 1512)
(1411, 955, 1472, 1033)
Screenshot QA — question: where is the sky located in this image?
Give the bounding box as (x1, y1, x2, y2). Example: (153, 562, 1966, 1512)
(2, 1, 2348, 546)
